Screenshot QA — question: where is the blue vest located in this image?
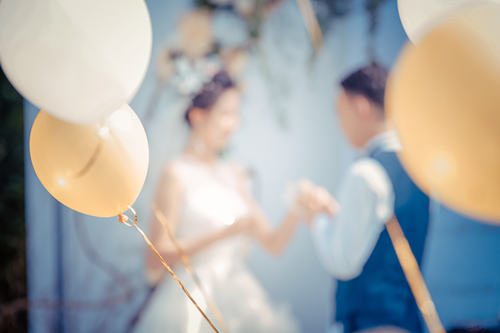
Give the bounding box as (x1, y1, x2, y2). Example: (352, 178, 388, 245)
(335, 147, 430, 333)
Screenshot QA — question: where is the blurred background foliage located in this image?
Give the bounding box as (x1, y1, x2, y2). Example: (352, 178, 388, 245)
(0, 68, 27, 332)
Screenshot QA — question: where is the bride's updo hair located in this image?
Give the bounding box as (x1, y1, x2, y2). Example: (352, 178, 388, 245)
(184, 70, 236, 127)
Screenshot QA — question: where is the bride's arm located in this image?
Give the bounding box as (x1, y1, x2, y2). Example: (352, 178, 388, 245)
(247, 200, 303, 256)
(235, 168, 337, 256)
(147, 165, 250, 268)
(233, 167, 303, 256)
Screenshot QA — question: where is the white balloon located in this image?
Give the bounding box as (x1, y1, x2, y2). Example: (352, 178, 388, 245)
(398, 0, 500, 43)
(0, 0, 152, 124)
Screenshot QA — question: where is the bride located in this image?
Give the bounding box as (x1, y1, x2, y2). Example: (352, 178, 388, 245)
(134, 70, 330, 333)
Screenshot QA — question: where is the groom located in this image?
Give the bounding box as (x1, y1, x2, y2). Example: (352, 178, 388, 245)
(306, 64, 430, 333)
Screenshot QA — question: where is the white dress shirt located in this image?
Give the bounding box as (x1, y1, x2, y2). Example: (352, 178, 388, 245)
(312, 131, 401, 280)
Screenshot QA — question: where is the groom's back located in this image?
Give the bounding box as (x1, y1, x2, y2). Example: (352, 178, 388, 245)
(335, 149, 430, 333)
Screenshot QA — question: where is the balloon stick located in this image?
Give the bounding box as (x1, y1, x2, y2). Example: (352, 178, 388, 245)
(386, 217, 445, 333)
(118, 207, 220, 333)
(153, 206, 230, 333)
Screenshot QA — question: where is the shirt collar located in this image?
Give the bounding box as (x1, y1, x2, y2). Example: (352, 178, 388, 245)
(364, 130, 402, 155)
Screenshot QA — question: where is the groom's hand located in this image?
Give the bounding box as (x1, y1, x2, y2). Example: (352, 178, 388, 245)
(315, 187, 339, 217)
(295, 183, 339, 224)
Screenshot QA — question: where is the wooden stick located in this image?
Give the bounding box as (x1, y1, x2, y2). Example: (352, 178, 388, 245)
(386, 217, 445, 333)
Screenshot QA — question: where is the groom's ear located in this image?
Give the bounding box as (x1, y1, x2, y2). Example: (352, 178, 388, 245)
(351, 95, 372, 120)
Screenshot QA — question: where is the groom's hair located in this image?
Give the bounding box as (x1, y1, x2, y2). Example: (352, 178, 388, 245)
(340, 63, 389, 111)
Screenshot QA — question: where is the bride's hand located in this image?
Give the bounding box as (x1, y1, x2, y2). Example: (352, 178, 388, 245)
(314, 187, 339, 216)
(293, 182, 339, 223)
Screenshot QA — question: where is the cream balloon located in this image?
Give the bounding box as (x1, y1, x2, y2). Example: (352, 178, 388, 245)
(0, 0, 152, 124)
(397, 0, 500, 43)
(30, 105, 149, 218)
(387, 3, 500, 223)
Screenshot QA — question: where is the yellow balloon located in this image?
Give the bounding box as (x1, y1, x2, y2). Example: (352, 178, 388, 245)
(387, 3, 500, 223)
(30, 105, 149, 218)
(397, 0, 500, 43)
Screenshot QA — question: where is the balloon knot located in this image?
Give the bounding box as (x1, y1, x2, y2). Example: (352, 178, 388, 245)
(118, 214, 129, 223)
(118, 206, 137, 227)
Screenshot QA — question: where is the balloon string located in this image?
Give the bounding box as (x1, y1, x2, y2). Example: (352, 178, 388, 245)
(152, 206, 230, 333)
(118, 207, 219, 333)
(385, 217, 445, 333)
(296, 0, 324, 52)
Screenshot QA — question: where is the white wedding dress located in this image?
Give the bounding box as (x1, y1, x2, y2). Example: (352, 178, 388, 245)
(134, 155, 299, 333)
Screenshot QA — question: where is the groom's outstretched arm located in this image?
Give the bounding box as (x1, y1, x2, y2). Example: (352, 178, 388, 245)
(311, 158, 394, 280)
